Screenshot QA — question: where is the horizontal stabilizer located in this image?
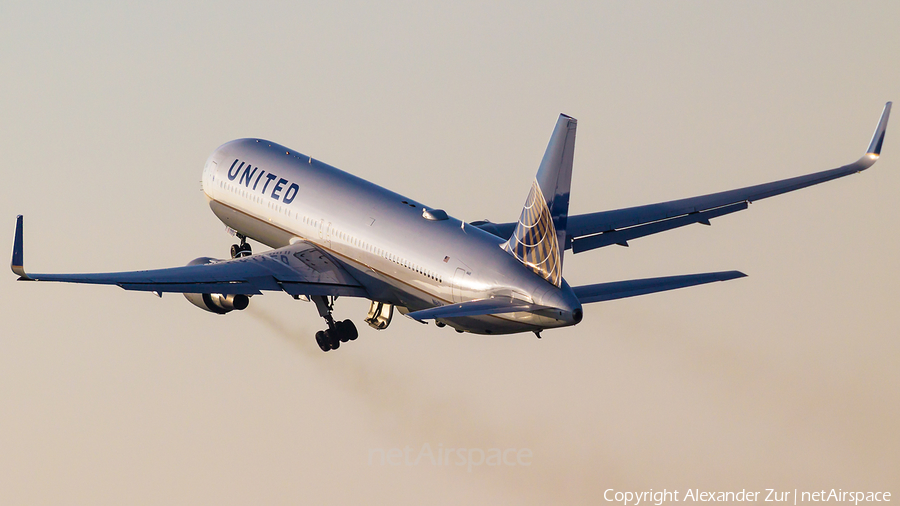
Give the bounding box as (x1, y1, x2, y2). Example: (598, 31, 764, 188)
(573, 271, 747, 304)
(406, 298, 550, 321)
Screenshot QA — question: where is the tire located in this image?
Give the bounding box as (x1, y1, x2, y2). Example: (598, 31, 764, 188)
(315, 330, 329, 352)
(342, 319, 359, 341)
(324, 328, 340, 350)
(230, 244, 240, 259)
(336, 320, 356, 342)
(335, 321, 348, 342)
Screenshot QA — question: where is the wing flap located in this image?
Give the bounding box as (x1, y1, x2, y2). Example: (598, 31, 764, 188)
(572, 201, 748, 253)
(566, 160, 875, 237)
(118, 281, 264, 295)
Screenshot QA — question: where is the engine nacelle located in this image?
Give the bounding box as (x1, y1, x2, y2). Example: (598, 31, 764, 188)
(182, 257, 250, 314)
(184, 292, 250, 314)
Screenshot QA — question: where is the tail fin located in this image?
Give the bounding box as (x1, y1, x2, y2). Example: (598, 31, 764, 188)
(503, 114, 577, 287)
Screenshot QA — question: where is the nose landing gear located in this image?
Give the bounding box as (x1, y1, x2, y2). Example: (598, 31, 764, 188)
(230, 234, 252, 258)
(311, 295, 358, 352)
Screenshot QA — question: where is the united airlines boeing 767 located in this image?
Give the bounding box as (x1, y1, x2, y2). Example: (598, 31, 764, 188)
(10, 103, 891, 351)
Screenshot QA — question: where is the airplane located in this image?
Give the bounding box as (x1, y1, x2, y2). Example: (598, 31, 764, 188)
(10, 103, 891, 352)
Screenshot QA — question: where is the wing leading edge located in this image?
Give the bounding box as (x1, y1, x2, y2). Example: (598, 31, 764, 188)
(10, 215, 368, 298)
(475, 102, 891, 253)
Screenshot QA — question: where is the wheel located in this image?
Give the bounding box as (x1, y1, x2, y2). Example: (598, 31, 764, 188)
(341, 319, 358, 341)
(240, 243, 252, 256)
(230, 244, 241, 259)
(315, 330, 329, 352)
(335, 320, 357, 342)
(324, 328, 340, 350)
(335, 321, 348, 342)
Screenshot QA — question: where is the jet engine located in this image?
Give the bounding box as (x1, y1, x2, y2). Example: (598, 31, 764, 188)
(184, 292, 249, 314)
(182, 257, 250, 314)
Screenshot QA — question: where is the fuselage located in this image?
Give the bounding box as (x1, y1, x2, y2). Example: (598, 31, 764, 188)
(201, 138, 582, 334)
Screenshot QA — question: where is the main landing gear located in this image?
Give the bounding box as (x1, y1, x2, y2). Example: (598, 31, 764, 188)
(230, 234, 252, 258)
(311, 295, 358, 352)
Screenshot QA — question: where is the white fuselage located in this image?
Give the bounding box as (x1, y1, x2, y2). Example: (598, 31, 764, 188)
(200, 138, 581, 334)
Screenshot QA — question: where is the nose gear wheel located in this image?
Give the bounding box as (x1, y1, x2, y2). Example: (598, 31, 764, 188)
(230, 235, 252, 258)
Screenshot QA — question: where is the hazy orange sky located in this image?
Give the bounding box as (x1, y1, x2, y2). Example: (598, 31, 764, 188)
(1, 1, 898, 504)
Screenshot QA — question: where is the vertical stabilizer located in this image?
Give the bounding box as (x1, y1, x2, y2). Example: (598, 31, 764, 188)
(503, 114, 577, 287)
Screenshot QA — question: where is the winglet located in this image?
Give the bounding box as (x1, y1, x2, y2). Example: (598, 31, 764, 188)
(11, 215, 30, 279)
(866, 101, 891, 157)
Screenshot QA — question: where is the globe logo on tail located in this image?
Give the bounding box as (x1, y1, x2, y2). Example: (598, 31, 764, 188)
(503, 180, 562, 287)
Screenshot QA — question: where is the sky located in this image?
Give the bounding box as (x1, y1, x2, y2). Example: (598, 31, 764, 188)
(1, 1, 898, 504)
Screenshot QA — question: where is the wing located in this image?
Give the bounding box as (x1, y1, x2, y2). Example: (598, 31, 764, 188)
(474, 102, 891, 253)
(10, 215, 368, 297)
